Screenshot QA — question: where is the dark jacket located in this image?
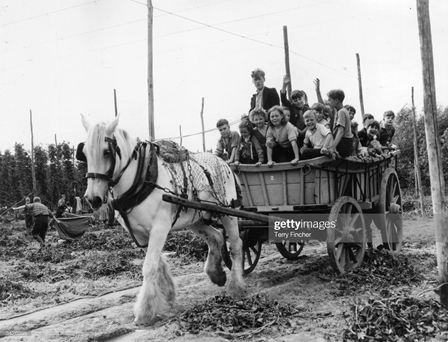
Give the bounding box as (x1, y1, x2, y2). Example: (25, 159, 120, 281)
(250, 87, 280, 113)
(280, 91, 309, 131)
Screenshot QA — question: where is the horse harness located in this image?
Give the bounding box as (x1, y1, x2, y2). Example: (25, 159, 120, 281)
(81, 136, 226, 249)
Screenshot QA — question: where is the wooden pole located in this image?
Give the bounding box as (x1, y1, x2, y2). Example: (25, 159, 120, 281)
(283, 26, 292, 99)
(416, 0, 448, 306)
(356, 53, 365, 116)
(147, 0, 155, 141)
(200, 97, 205, 152)
(114, 89, 118, 117)
(29, 110, 37, 194)
(179, 125, 182, 146)
(411, 87, 425, 217)
(54, 134, 57, 146)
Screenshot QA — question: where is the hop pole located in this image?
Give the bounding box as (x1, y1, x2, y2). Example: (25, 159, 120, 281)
(416, 0, 448, 306)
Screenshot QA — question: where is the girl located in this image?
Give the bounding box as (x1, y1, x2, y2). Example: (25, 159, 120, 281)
(234, 119, 264, 166)
(266, 106, 300, 166)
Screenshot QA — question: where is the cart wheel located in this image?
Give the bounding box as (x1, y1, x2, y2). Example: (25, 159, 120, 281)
(378, 168, 403, 252)
(327, 196, 366, 274)
(275, 241, 305, 260)
(221, 229, 262, 275)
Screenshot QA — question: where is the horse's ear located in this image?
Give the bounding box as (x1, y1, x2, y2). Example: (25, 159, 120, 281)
(81, 113, 91, 132)
(106, 114, 120, 136)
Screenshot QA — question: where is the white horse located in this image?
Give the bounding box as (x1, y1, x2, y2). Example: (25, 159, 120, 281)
(81, 114, 244, 325)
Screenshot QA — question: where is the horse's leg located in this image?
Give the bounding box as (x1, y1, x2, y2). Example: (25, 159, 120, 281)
(189, 222, 227, 287)
(134, 224, 175, 325)
(221, 215, 245, 297)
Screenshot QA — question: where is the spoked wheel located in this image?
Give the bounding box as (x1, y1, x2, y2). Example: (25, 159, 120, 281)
(378, 169, 403, 252)
(275, 241, 305, 260)
(221, 229, 262, 275)
(327, 196, 366, 274)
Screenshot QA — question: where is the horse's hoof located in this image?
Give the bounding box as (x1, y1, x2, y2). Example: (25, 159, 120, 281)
(216, 272, 227, 287)
(133, 317, 148, 326)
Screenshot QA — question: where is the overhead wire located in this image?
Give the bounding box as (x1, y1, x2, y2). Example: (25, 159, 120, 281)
(0, 0, 102, 27)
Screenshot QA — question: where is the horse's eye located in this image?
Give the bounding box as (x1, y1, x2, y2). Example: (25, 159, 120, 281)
(104, 150, 111, 157)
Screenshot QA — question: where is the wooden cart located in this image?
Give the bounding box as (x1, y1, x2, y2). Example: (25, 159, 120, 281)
(163, 152, 402, 275)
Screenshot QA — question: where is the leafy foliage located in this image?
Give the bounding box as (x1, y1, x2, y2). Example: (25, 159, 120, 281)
(344, 290, 448, 341)
(163, 230, 208, 264)
(324, 249, 424, 296)
(0, 142, 87, 209)
(394, 105, 448, 193)
(179, 294, 299, 336)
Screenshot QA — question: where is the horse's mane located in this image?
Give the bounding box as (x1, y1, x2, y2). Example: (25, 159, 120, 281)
(86, 121, 135, 162)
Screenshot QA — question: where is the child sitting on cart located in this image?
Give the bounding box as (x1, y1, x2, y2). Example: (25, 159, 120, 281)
(214, 118, 240, 164)
(234, 118, 264, 166)
(301, 110, 333, 160)
(266, 105, 300, 166)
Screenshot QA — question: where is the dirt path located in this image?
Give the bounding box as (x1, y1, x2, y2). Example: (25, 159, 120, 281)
(0, 216, 441, 342)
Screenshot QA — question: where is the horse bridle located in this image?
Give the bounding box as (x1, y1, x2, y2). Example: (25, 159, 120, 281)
(84, 136, 137, 188)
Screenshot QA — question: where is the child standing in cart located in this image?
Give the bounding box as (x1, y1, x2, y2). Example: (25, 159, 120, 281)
(234, 119, 264, 166)
(379, 110, 396, 149)
(326, 89, 354, 158)
(266, 105, 300, 166)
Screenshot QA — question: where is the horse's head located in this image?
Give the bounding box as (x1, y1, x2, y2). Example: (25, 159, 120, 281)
(81, 114, 123, 209)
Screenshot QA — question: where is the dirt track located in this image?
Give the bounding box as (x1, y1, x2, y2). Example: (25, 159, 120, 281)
(0, 216, 444, 342)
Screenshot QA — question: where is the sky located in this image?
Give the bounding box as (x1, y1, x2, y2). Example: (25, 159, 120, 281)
(0, 0, 447, 153)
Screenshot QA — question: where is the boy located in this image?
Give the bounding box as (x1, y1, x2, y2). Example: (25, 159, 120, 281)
(250, 109, 268, 158)
(311, 103, 330, 129)
(214, 119, 240, 164)
(13, 197, 55, 247)
(326, 89, 354, 158)
(249, 68, 280, 113)
(358, 113, 375, 147)
(280, 75, 309, 131)
(379, 110, 396, 148)
(301, 110, 333, 160)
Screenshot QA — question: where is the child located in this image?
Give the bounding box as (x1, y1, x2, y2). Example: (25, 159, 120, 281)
(379, 110, 396, 149)
(13, 197, 55, 247)
(266, 106, 300, 166)
(283, 107, 291, 123)
(250, 108, 268, 157)
(358, 113, 375, 147)
(326, 89, 354, 158)
(214, 118, 240, 164)
(359, 120, 382, 156)
(311, 103, 330, 129)
(280, 75, 309, 134)
(301, 110, 333, 160)
(344, 104, 359, 155)
(234, 119, 264, 166)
